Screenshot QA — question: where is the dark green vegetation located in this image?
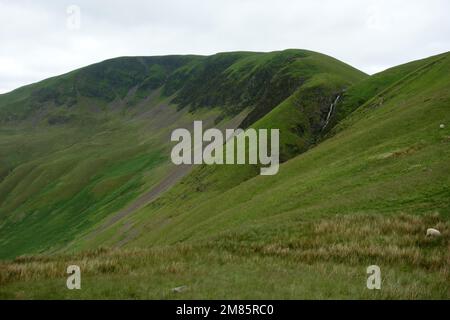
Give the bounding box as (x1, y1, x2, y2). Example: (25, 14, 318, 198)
(0, 50, 448, 299)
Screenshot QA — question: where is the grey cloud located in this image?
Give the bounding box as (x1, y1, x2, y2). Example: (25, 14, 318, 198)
(0, 0, 449, 93)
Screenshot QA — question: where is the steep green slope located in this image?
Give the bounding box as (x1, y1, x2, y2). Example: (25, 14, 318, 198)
(330, 52, 449, 129)
(0, 52, 447, 299)
(80, 52, 449, 256)
(0, 50, 365, 125)
(0, 56, 200, 123)
(0, 99, 229, 258)
(0, 49, 366, 259)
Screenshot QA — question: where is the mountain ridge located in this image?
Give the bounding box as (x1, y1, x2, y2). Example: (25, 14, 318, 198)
(0, 50, 448, 299)
(0, 49, 366, 258)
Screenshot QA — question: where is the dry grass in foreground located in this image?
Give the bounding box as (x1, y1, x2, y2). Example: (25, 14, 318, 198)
(0, 212, 448, 299)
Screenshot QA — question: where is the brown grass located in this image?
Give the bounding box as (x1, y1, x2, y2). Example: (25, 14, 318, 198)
(0, 213, 448, 289)
(207, 212, 449, 270)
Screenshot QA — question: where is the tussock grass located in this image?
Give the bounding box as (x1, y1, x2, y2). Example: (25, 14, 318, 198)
(0, 245, 193, 286)
(206, 213, 449, 270)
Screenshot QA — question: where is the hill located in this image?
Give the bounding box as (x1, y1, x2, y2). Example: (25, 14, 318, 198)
(0, 50, 448, 299)
(0, 49, 367, 259)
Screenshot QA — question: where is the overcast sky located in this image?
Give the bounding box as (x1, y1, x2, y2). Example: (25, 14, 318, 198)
(0, 0, 449, 94)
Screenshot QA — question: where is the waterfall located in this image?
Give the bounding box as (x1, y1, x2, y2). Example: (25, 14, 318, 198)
(322, 95, 340, 130)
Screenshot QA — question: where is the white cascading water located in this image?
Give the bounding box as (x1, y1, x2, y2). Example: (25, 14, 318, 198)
(322, 95, 340, 130)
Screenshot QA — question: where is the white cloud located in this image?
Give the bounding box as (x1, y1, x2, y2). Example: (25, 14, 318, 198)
(0, 0, 449, 93)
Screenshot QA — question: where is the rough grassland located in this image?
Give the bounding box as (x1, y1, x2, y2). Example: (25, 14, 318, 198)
(0, 213, 447, 299)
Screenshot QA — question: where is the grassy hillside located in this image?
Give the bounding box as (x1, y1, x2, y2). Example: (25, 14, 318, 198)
(85, 52, 450, 249)
(0, 51, 448, 299)
(17, 51, 445, 299)
(0, 50, 366, 259)
(0, 98, 229, 258)
(330, 52, 449, 129)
